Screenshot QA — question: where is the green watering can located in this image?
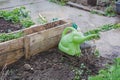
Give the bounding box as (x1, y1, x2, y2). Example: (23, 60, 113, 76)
(58, 27, 97, 57)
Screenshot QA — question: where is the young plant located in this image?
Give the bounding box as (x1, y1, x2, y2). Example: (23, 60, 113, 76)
(0, 32, 23, 42)
(88, 57, 120, 80)
(105, 5, 116, 17)
(0, 6, 34, 28)
(84, 23, 120, 38)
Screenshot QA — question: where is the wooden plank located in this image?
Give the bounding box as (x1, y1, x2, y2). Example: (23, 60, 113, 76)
(0, 37, 24, 54)
(24, 20, 72, 58)
(30, 35, 61, 56)
(67, 1, 105, 15)
(0, 49, 24, 67)
(6, 49, 24, 65)
(24, 36, 31, 59)
(0, 53, 7, 66)
(23, 25, 45, 35)
(29, 22, 71, 49)
(23, 20, 66, 35)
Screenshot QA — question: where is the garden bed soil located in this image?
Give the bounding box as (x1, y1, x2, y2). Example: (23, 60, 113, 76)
(0, 18, 65, 34)
(0, 47, 111, 80)
(0, 19, 70, 68)
(0, 18, 22, 33)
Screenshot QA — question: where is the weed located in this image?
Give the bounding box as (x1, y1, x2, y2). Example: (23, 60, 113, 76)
(94, 49, 100, 57)
(88, 57, 120, 80)
(20, 18, 34, 28)
(105, 5, 116, 17)
(48, 0, 68, 5)
(90, 10, 97, 14)
(0, 32, 23, 42)
(84, 23, 120, 39)
(73, 63, 91, 80)
(73, 68, 82, 80)
(60, 57, 65, 62)
(90, 10, 104, 16)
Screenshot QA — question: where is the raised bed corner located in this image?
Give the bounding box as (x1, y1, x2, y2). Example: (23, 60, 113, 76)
(24, 20, 71, 59)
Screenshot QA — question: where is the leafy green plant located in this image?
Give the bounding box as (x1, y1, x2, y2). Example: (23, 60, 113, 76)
(73, 63, 92, 80)
(84, 23, 120, 38)
(20, 18, 34, 28)
(0, 6, 34, 28)
(88, 57, 120, 80)
(0, 32, 23, 42)
(94, 49, 100, 57)
(0, 7, 34, 42)
(73, 67, 83, 80)
(105, 5, 116, 17)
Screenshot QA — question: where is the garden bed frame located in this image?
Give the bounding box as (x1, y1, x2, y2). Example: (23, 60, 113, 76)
(0, 20, 72, 67)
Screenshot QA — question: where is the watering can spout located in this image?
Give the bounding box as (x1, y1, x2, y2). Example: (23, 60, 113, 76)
(83, 34, 98, 41)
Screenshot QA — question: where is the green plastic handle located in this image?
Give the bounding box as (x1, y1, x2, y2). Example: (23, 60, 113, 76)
(62, 27, 76, 37)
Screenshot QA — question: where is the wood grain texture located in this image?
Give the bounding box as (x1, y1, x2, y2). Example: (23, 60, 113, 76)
(0, 19, 72, 66)
(24, 20, 72, 59)
(0, 49, 24, 67)
(0, 38, 24, 54)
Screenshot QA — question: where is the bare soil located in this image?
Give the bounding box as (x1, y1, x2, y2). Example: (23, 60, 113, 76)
(0, 46, 111, 80)
(44, 20, 66, 29)
(0, 18, 22, 33)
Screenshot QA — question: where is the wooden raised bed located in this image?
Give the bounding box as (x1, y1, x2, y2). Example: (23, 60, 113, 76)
(0, 37, 24, 67)
(24, 20, 72, 59)
(0, 20, 71, 67)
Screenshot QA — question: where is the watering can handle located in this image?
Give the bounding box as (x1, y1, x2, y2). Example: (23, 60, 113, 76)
(62, 27, 77, 37)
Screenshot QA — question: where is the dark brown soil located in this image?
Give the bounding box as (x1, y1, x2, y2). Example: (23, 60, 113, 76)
(0, 18, 22, 33)
(0, 45, 110, 80)
(44, 20, 66, 29)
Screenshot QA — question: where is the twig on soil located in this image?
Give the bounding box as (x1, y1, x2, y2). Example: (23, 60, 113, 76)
(0, 64, 9, 80)
(38, 13, 48, 24)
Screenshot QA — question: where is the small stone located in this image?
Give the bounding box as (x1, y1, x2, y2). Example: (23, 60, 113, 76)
(24, 64, 32, 70)
(80, 42, 92, 49)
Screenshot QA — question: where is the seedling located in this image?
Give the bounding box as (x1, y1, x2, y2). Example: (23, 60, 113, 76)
(105, 5, 116, 17)
(84, 23, 120, 37)
(0, 32, 23, 42)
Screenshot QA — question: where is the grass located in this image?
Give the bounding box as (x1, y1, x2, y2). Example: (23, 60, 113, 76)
(0, 32, 23, 43)
(48, 0, 68, 5)
(89, 58, 120, 80)
(84, 23, 120, 39)
(105, 5, 116, 17)
(84, 23, 120, 80)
